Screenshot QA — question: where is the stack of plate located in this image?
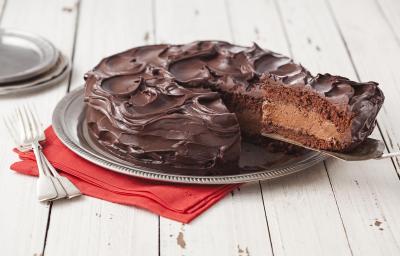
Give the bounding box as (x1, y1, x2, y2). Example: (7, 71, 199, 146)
(0, 29, 70, 95)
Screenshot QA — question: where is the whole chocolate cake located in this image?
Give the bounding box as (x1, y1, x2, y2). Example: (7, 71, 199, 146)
(84, 41, 384, 170)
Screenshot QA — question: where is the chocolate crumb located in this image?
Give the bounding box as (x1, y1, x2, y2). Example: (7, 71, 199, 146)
(177, 232, 186, 249)
(144, 32, 150, 42)
(62, 6, 73, 12)
(237, 245, 250, 256)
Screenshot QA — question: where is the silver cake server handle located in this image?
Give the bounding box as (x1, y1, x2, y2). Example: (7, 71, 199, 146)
(262, 133, 400, 161)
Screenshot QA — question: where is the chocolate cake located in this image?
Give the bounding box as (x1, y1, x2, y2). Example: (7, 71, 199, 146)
(84, 41, 384, 170)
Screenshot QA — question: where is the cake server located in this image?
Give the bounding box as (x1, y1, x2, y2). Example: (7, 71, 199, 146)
(262, 133, 400, 161)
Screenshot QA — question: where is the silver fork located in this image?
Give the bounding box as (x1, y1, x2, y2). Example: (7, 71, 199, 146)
(26, 106, 81, 199)
(4, 105, 81, 201)
(7, 107, 66, 201)
(4, 106, 58, 201)
(41, 154, 81, 199)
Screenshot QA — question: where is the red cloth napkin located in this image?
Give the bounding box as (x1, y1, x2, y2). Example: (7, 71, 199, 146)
(10, 126, 239, 223)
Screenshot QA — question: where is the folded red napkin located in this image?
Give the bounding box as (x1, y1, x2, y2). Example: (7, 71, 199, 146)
(10, 126, 239, 223)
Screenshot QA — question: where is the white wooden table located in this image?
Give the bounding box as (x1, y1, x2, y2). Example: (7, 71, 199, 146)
(1, 0, 400, 255)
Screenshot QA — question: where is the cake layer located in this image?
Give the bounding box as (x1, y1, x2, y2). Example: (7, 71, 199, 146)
(84, 41, 384, 169)
(259, 73, 384, 150)
(262, 102, 351, 150)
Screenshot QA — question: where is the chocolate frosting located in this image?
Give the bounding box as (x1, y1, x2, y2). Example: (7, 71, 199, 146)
(84, 41, 384, 168)
(307, 74, 384, 142)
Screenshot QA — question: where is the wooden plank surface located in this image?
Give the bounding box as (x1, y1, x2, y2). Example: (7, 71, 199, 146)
(228, 0, 353, 255)
(377, 0, 400, 170)
(44, 0, 159, 255)
(0, 0, 400, 255)
(0, 0, 5, 19)
(160, 185, 272, 256)
(324, 0, 400, 254)
(0, 0, 77, 255)
(329, 0, 400, 174)
(377, 0, 400, 43)
(265, 0, 400, 255)
(155, 1, 273, 255)
(264, 0, 400, 255)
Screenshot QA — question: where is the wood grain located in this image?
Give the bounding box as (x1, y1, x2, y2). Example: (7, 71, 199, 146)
(329, 0, 400, 174)
(160, 185, 272, 256)
(155, 1, 273, 255)
(228, 0, 352, 255)
(44, 1, 159, 255)
(376, 0, 400, 43)
(0, 0, 400, 255)
(0, 0, 5, 20)
(325, 0, 400, 254)
(0, 0, 77, 255)
(268, 0, 400, 254)
(69, 0, 155, 91)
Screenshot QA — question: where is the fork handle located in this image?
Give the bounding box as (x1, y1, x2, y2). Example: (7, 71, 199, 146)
(40, 152, 82, 199)
(31, 140, 47, 177)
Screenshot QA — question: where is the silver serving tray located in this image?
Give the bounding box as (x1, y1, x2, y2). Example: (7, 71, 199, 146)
(52, 88, 327, 184)
(0, 29, 58, 84)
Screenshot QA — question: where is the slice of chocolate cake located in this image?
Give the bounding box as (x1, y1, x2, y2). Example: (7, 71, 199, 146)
(84, 40, 384, 171)
(260, 73, 384, 151)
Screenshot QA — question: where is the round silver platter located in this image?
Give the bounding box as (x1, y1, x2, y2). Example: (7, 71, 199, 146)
(52, 87, 327, 184)
(0, 53, 70, 95)
(0, 29, 59, 84)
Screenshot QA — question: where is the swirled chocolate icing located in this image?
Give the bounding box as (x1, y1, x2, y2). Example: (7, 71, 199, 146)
(84, 41, 384, 169)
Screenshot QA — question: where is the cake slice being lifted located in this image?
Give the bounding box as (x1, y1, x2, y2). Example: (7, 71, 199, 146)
(259, 73, 384, 151)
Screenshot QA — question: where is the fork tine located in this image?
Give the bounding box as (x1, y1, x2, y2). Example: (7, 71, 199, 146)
(3, 116, 19, 146)
(24, 104, 37, 140)
(24, 105, 37, 142)
(16, 107, 30, 143)
(20, 106, 31, 141)
(3, 117, 12, 135)
(9, 114, 23, 145)
(32, 105, 46, 139)
(27, 104, 43, 138)
(10, 105, 61, 201)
